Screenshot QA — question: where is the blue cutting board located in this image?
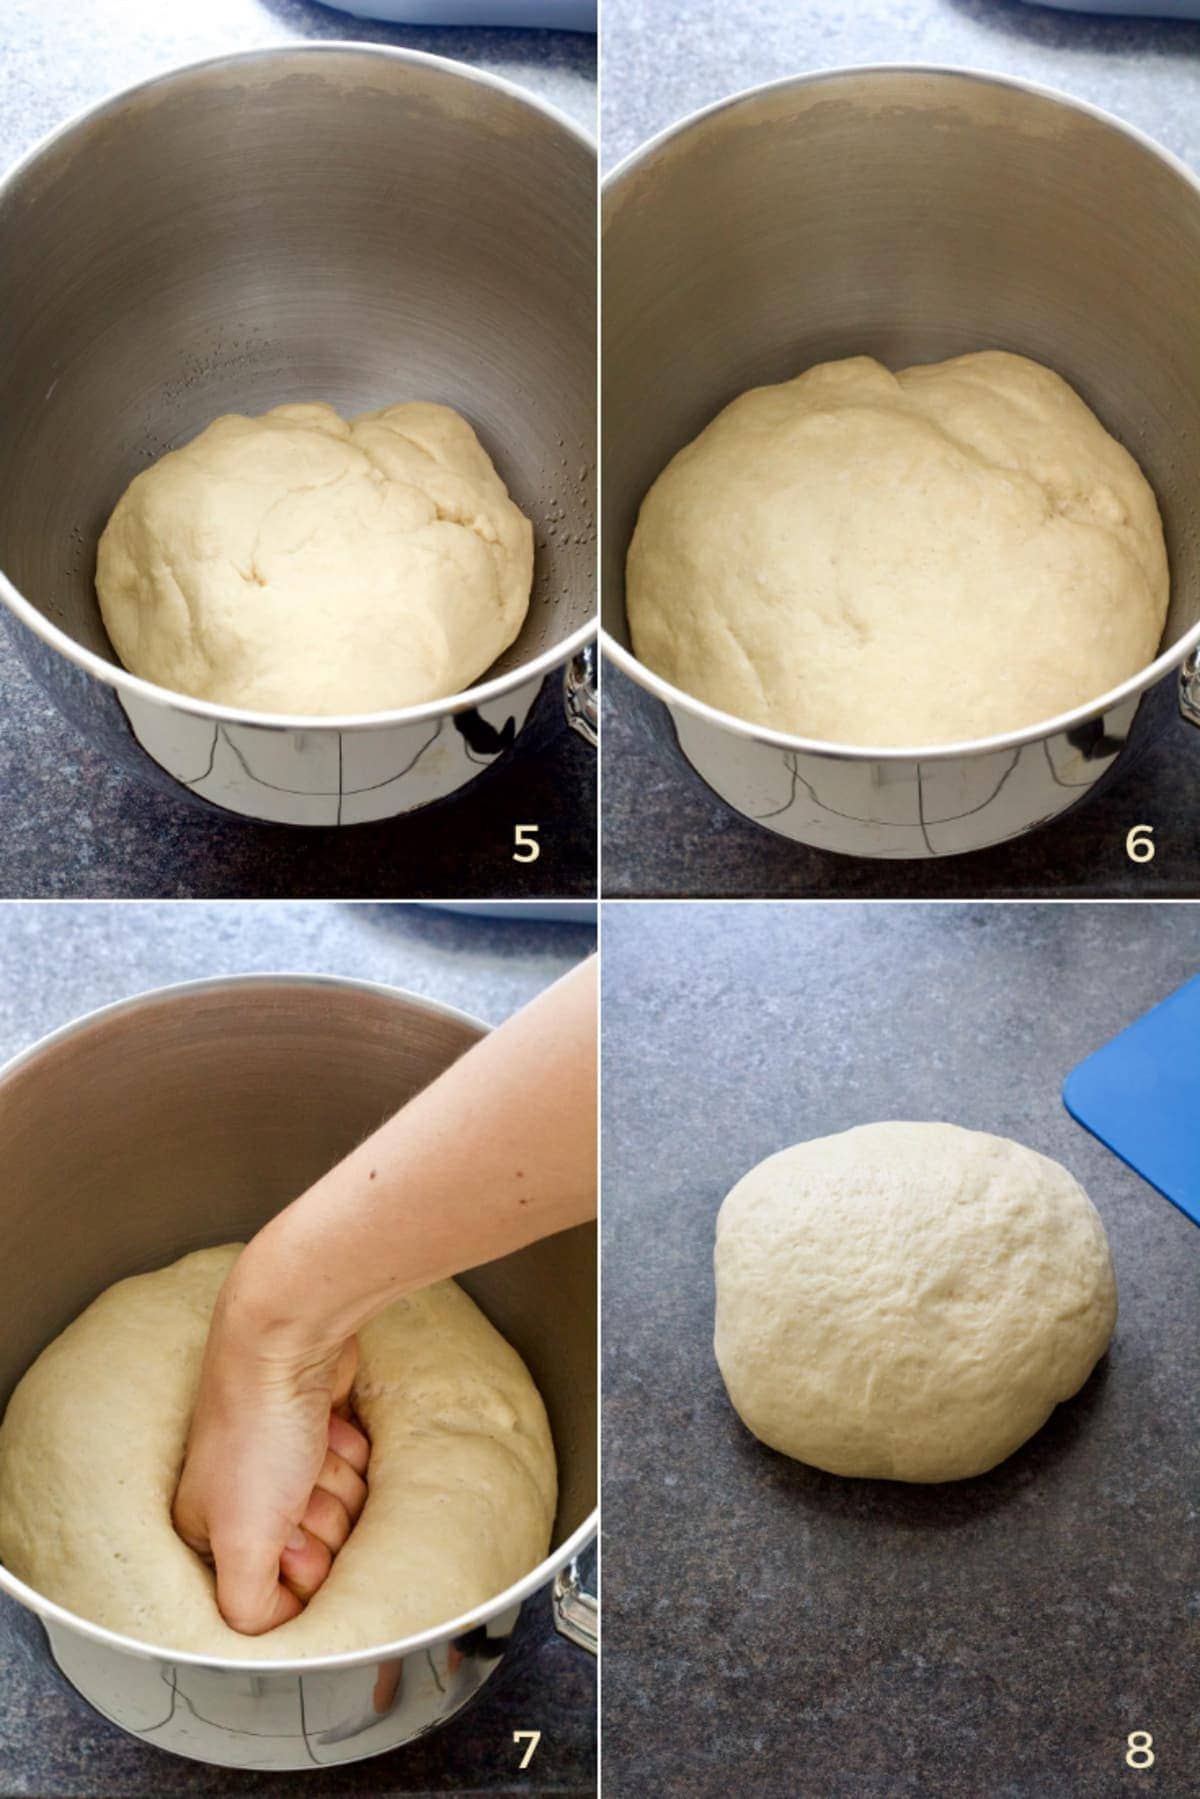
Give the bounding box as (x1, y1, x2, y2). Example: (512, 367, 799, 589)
(1063, 972, 1200, 1228)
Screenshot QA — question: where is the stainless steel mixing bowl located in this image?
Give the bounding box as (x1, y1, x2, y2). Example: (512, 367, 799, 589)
(0, 46, 596, 825)
(602, 67, 1200, 859)
(0, 975, 596, 1769)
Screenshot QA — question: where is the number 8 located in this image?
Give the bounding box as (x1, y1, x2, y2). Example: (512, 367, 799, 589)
(1126, 1731, 1155, 1770)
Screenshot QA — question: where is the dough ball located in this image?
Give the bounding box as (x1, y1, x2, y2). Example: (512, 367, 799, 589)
(97, 400, 534, 715)
(628, 351, 1169, 746)
(0, 1246, 556, 1657)
(713, 1122, 1117, 1482)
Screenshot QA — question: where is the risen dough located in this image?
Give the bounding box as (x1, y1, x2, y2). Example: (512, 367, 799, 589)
(628, 351, 1169, 746)
(714, 1122, 1117, 1482)
(0, 1246, 556, 1656)
(97, 401, 534, 715)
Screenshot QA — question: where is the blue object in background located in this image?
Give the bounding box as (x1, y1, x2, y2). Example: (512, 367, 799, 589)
(1064, 972, 1200, 1229)
(423, 901, 597, 923)
(1019, 0, 1200, 16)
(319, 0, 596, 27)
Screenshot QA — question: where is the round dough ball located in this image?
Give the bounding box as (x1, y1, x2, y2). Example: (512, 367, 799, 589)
(0, 1246, 556, 1657)
(628, 351, 1169, 746)
(714, 1122, 1117, 1482)
(97, 400, 534, 715)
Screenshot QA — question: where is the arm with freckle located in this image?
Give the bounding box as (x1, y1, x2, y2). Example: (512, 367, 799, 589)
(227, 954, 598, 1355)
(173, 957, 597, 1637)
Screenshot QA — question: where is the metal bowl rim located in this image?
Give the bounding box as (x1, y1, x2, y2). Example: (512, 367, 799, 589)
(0, 41, 597, 735)
(602, 60, 1200, 763)
(0, 969, 597, 1673)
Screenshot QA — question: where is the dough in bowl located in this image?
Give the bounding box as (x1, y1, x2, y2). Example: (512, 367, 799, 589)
(628, 351, 1169, 746)
(714, 1122, 1117, 1482)
(0, 1246, 557, 1657)
(96, 401, 534, 715)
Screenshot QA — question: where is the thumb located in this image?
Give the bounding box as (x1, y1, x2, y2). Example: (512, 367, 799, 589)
(210, 1527, 304, 1636)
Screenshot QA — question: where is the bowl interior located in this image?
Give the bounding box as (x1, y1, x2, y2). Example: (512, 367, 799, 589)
(602, 68, 1200, 673)
(0, 49, 596, 696)
(0, 979, 596, 1552)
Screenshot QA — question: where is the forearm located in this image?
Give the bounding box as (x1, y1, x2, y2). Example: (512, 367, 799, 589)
(226, 957, 597, 1357)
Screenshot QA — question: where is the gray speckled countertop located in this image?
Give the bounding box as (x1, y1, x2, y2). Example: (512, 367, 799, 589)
(0, 899, 597, 1796)
(602, 901, 1200, 1798)
(0, 0, 596, 901)
(601, 0, 1200, 898)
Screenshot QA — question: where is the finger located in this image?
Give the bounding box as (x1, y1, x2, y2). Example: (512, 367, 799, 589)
(211, 1533, 305, 1635)
(328, 1414, 370, 1478)
(331, 1339, 358, 1413)
(280, 1526, 332, 1604)
(301, 1485, 353, 1555)
(316, 1444, 368, 1520)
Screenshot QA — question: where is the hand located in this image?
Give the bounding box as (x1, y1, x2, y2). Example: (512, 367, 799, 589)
(173, 1276, 370, 1636)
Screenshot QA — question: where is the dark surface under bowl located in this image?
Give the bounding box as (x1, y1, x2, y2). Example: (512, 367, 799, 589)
(602, 661, 1198, 899)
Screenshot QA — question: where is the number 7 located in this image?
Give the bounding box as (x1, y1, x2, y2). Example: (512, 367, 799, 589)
(513, 1729, 541, 1769)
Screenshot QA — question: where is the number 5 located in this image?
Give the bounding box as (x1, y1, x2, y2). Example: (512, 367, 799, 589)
(513, 824, 540, 863)
(514, 1729, 541, 1769)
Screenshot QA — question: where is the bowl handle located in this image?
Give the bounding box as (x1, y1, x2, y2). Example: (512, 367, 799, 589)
(552, 1558, 598, 1655)
(564, 645, 598, 748)
(1180, 646, 1200, 730)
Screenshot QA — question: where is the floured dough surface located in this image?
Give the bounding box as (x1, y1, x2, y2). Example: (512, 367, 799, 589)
(97, 401, 534, 715)
(628, 351, 1169, 746)
(714, 1122, 1117, 1482)
(0, 1246, 556, 1657)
